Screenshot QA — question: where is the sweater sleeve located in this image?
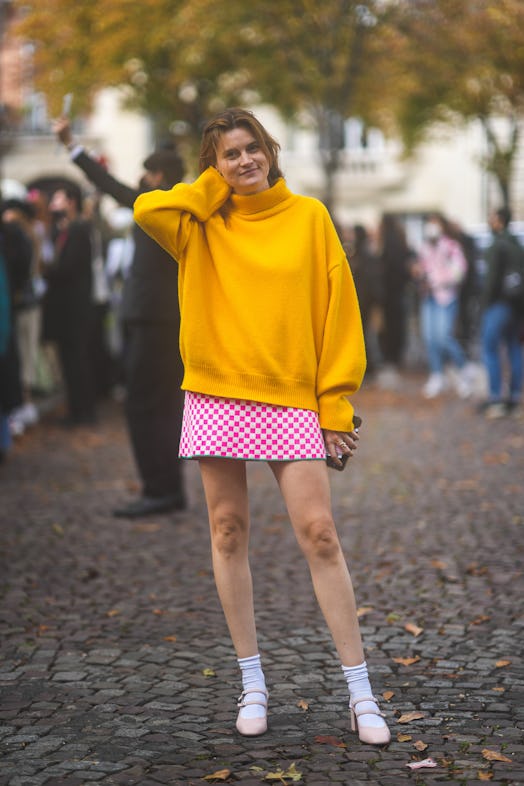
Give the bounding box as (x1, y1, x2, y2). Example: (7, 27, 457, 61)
(133, 167, 231, 260)
(316, 244, 367, 432)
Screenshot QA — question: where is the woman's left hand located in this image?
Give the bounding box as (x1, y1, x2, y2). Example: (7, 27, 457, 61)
(323, 427, 360, 467)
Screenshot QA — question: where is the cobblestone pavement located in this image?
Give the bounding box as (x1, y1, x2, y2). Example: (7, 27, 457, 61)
(1, 376, 523, 786)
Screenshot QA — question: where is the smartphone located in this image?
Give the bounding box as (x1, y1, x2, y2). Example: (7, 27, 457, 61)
(325, 415, 362, 471)
(326, 452, 349, 471)
(62, 93, 73, 117)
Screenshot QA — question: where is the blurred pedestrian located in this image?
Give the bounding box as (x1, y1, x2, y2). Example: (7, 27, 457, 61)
(346, 224, 383, 377)
(478, 207, 523, 418)
(0, 205, 32, 456)
(55, 117, 187, 517)
(134, 107, 390, 745)
(0, 247, 11, 461)
(376, 214, 414, 389)
(42, 186, 96, 426)
(1, 198, 43, 433)
(82, 192, 117, 400)
(27, 189, 62, 397)
(413, 213, 473, 398)
(448, 219, 479, 357)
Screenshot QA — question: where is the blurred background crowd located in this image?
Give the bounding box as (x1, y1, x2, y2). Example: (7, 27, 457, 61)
(1, 0, 523, 466)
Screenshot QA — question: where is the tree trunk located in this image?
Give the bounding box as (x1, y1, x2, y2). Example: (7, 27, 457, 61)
(482, 114, 519, 212)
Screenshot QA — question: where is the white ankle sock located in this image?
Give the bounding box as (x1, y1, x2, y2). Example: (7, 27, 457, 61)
(238, 654, 267, 720)
(342, 660, 385, 729)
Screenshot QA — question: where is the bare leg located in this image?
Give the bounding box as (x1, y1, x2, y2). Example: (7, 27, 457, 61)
(271, 459, 390, 744)
(270, 459, 364, 666)
(200, 458, 268, 735)
(199, 458, 258, 659)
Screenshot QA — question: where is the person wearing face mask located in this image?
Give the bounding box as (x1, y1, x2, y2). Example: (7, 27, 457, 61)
(412, 213, 472, 399)
(55, 118, 187, 517)
(134, 108, 391, 746)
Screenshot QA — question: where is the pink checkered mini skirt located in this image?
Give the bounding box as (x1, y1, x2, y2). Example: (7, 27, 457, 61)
(179, 391, 327, 461)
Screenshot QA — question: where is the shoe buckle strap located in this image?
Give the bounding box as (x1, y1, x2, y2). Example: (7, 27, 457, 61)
(237, 688, 268, 708)
(351, 696, 385, 718)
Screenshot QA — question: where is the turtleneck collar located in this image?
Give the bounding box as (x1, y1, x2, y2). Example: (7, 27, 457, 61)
(229, 178, 294, 215)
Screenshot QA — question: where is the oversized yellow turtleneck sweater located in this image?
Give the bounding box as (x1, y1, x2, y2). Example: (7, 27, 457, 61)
(134, 167, 365, 431)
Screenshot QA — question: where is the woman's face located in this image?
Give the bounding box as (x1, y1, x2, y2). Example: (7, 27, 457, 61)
(215, 127, 270, 195)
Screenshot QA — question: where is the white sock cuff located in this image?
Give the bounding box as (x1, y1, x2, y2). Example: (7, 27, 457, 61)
(341, 660, 368, 676)
(238, 654, 262, 669)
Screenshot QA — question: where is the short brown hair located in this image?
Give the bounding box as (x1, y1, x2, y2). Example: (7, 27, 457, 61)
(143, 149, 185, 187)
(199, 107, 283, 186)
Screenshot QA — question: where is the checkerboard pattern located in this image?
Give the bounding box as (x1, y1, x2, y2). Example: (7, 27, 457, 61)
(179, 391, 326, 461)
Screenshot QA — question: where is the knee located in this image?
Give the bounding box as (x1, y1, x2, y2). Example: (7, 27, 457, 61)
(210, 511, 248, 558)
(299, 516, 341, 563)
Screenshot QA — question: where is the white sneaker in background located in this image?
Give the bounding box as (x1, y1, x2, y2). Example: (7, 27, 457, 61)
(484, 402, 507, 419)
(19, 402, 39, 426)
(8, 413, 25, 437)
(456, 366, 474, 399)
(422, 373, 445, 399)
(376, 365, 402, 391)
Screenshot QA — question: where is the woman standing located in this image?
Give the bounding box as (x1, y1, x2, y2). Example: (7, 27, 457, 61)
(134, 108, 390, 745)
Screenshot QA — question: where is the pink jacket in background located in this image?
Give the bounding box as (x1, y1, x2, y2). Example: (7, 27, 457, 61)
(419, 237, 467, 306)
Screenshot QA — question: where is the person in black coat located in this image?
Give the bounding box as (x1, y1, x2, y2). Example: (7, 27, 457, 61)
(377, 214, 414, 374)
(55, 118, 187, 518)
(43, 186, 96, 425)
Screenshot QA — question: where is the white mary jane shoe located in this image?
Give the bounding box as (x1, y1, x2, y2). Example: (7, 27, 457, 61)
(235, 688, 268, 736)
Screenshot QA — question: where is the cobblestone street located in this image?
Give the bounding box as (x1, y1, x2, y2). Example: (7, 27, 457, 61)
(1, 376, 523, 785)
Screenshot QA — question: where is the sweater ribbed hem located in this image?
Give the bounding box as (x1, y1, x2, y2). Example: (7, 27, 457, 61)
(182, 365, 319, 414)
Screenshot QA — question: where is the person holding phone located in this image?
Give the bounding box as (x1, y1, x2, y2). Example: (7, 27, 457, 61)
(54, 116, 187, 518)
(134, 108, 390, 745)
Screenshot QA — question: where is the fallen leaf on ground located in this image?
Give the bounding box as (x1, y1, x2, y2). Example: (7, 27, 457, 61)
(314, 735, 346, 748)
(414, 740, 428, 751)
(386, 612, 402, 623)
(466, 562, 488, 576)
(470, 615, 491, 626)
(404, 622, 424, 637)
(431, 559, 447, 570)
(491, 686, 505, 692)
(383, 690, 395, 701)
(163, 635, 177, 642)
(202, 668, 216, 677)
(406, 758, 437, 770)
(393, 656, 421, 666)
(132, 523, 162, 533)
(357, 606, 374, 618)
(106, 609, 120, 617)
(483, 451, 510, 465)
(264, 762, 302, 782)
(495, 660, 511, 668)
(478, 771, 494, 781)
(482, 749, 512, 763)
(397, 733, 412, 742)
(152, 608, 164, 615)
(398, 711, 426, 724)
(452, 478, 480, 490)
(297, 699, 309, 711)
(203, 769, 231, 782)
